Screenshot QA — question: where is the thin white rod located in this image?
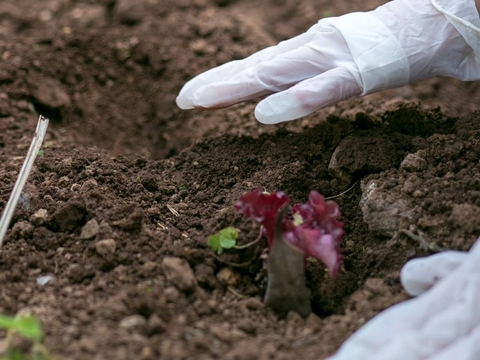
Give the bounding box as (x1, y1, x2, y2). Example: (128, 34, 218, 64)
(0, 115, 49, 248)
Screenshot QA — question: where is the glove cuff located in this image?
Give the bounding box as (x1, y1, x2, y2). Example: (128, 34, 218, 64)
(321, 12, 410, 96)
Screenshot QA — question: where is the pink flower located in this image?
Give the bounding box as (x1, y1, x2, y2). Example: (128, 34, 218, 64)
(235, 190, 343, 277)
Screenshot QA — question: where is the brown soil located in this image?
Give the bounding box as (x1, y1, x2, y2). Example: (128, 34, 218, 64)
(1, 0, 480, 359)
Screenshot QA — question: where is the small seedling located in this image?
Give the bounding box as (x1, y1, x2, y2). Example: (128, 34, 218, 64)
(207, 227, 239, 254)
(0, 314, 50, 359)
(0, 315, 42, 343)
(235, 189, 344, 277)
(235, 189, 344, 317)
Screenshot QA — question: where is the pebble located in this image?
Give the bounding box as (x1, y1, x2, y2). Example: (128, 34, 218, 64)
(95, 239, 117, 257)
(80, 219, 100, 239)
(30, 209, 48, 226)
(216, 267, 239, 287)
(360, 179, 415, 236)
(120, 315, 147, 330)
(161, 257, 197, 292)
(400, 153, 427, 172)
(36, 275, 53, 286)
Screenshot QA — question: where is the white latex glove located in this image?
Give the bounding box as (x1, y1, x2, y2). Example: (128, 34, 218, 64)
(326, 237, 480, 360)
(177, 0, 480, 124)
(400, 250, 468, 296)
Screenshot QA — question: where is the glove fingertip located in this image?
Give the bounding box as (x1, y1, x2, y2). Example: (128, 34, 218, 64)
(400, 259, 435, 297)
(254, 101, 284, 124)
(176, 94, 195, 110)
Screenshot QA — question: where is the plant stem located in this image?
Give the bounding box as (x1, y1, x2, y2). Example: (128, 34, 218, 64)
(234, 226, 263, 249)
(325, 181, 358, 200)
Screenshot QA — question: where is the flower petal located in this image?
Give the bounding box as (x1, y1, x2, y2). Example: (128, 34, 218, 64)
(298, 228, 341, 277)
(235, 189, 290, 245)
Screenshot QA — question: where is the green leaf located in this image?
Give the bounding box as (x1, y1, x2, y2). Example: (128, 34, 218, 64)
(2, 348, 25, 360)
(0, 315, 43, 342)
(219, 236, 236, 249)
(14, 317, 42, 342)
(0, 315, 16, 329)
(219, 227, 239, 240)
(207, 227, 239, 254)
(207, 234, 220, 253)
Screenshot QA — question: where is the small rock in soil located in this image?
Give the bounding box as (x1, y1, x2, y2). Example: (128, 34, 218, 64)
(400, 153, 427, 172)
(80, 219, 100, 239)
(120, 314, 147, 330)
(30, 208, 48, 226)
(360, 179, 415, 236)
(80, 219, 100, 240)
(95, 239, 117, 257)
(216, 267, 240, 287)
(162, 257, 197, 292)
(36, 275, 53, 286)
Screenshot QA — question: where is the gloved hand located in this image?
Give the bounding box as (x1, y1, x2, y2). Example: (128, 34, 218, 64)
(177, 0, 480, 124)
(326, 237, 480, 360)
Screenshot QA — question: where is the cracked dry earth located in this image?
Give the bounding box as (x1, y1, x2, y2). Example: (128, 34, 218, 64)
(1, 0, 480, 359)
